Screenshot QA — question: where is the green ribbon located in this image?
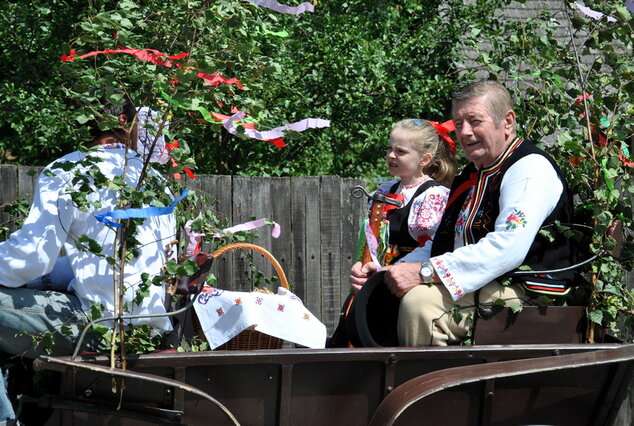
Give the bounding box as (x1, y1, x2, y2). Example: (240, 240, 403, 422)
(263, 29, 289, 37)
(157, 83, 215, 124)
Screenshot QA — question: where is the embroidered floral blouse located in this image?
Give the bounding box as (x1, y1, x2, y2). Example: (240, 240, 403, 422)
(373, 178, 449, 262)
(430, 154, 563, 301)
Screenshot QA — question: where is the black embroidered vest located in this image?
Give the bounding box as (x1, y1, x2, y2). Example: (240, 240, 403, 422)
(384, 179, 440, 263)
(431, 139, 576, 291)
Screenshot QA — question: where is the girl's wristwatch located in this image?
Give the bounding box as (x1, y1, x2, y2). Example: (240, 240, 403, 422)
(419, 261, 434, 283)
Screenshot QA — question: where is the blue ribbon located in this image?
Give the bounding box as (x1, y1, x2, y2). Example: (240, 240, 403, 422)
(95, 189, 189, 228)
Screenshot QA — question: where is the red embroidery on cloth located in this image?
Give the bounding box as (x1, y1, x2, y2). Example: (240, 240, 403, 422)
(505, 209, 527, 230)
(412, 192, 447, 230)
(431, 257, 463, 298)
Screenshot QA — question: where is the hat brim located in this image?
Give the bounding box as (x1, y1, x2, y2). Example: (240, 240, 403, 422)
(346, 271, 400, 347)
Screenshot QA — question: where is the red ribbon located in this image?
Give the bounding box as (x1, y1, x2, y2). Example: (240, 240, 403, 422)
(620, 149, 634, 167)
(165, 140, 196, 180)
(61, 47, 243, 89)
(383, 193, 405, 212)
(447, 172, 477, 208)
(428, 120, 457, 155)
(61, 47, 189, 67)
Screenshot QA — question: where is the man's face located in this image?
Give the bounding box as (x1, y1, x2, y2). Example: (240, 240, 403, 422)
(452, 95, 514, 169)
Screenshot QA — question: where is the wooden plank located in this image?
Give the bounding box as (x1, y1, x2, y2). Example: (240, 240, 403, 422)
(0, 165, 18, 234)
(319, 176, 341, 333)
(251, 177, 273, 281)
(232, 176, 252, 292)
(290, 177, 308, 303)
(473, 306, 586, 345)
(301, 177, 322, 326)
(17, 166, 41, 202)
(269, 177, 292, 293)
(191, 174, 234, 290)
(339, 178, 366, 306)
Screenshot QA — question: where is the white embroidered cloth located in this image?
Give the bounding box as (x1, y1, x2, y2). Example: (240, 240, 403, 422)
(194, 285, 327, 349)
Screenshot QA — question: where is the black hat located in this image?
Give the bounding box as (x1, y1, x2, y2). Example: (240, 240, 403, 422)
(346, 271, 400, 347)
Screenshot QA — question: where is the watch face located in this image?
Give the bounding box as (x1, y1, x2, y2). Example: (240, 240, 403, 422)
(420, 263, 433, 282)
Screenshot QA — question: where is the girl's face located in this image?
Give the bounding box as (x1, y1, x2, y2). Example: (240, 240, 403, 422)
(386, 128, 428, 180)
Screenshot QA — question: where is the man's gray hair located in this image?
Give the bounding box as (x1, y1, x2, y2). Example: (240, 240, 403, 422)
(452, 81, 516, 133)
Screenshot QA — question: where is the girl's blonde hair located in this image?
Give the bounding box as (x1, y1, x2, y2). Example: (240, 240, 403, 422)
(391, 119, 457, 188)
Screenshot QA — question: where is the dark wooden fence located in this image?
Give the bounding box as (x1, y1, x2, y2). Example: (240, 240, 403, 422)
(188, 174, 366, 333)
(2, 164, 633, 340)
(0, 165, 366, 334)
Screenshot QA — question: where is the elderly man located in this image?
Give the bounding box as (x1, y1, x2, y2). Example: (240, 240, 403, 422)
(352, 80, 575, 346)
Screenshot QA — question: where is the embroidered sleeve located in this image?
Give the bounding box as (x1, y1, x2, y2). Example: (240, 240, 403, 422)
(431, 256, 464, 299)
(409, 186, 449, 233)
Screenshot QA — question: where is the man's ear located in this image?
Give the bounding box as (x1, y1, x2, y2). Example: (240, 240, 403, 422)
(118, 114, 128, 126)
(504, 110, 516, 135)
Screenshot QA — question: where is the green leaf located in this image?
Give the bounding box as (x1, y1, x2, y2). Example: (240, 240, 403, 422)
(508, 303, 523, 314)
(588, 309, 603, 325)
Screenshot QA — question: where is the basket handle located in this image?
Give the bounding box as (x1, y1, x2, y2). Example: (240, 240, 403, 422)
(210, 242, 290, 289)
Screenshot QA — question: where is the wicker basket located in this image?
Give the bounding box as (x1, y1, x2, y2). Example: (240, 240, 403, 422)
(215, 327, 283, 350)
(204, 243, 290, 351)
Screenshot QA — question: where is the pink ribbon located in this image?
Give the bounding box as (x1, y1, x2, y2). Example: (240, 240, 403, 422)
(575, 2, 617, 22)
(247, 0, 314, 15)
(215, 218, 281, 238)
(363, 220, 382, 271)
(185, 214, 205, 255)
(223, 112, 330, 141)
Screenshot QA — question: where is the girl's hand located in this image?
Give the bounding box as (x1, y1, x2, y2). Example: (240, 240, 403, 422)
(350, 261, 378, 292)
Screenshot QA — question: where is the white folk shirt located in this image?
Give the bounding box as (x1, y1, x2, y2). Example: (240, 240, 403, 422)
(0, 146, 175, 331)
(430, 154, 563, 301)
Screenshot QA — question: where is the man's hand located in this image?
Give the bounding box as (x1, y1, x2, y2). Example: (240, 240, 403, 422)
(350, 261, 379, 292)
(384, 262, 424, 298)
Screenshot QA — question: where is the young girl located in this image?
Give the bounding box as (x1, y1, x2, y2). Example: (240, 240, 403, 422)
(328, 119, 457, 347)
(351, 118, 457, 291)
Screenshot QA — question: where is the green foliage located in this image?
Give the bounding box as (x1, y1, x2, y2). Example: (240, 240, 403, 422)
(473, 0, 633, 340)
(0, 0, 513, 178)
(0, 198, 30, 240)
(0, 0, 82, 161)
